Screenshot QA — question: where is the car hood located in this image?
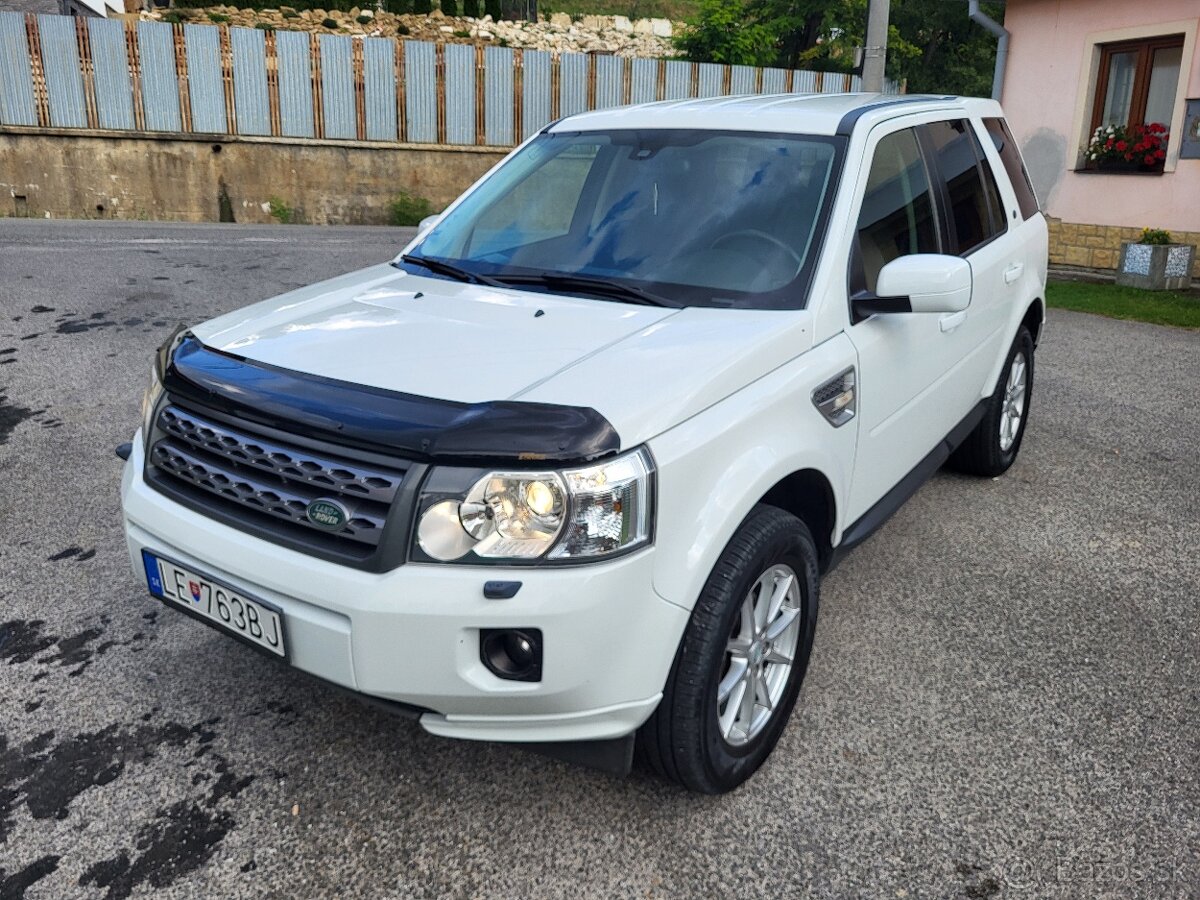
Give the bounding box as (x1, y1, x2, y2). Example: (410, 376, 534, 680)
(193, 264, 813, 448)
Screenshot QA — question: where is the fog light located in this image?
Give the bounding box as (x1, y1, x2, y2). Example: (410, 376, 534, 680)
(480, 628, 543, 682)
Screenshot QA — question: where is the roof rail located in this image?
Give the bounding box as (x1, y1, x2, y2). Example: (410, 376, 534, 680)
(835, 95, 957, 137)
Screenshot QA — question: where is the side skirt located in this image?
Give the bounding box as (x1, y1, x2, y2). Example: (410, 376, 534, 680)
(825, 399, 988, 572)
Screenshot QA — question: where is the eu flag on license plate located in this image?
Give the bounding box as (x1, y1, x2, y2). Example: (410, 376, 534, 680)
(141, 550, 164, 597)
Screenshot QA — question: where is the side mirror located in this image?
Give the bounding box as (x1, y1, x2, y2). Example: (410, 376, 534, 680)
(855, 254, 972, 319)
(417, 213, 442, 234)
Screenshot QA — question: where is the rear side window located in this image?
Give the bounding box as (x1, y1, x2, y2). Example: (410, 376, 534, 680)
(983, 117, 1040, 220)
(978, 142, 1006, 231)
(855, 128, 941, 293)
(924, 119, 1004, 254)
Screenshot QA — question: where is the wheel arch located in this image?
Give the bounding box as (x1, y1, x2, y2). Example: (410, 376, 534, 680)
(758, 468, 837, 573)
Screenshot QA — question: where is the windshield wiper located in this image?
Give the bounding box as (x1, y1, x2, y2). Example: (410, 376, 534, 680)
(397, 254, 504, 288)
(490, 272, 675, 307)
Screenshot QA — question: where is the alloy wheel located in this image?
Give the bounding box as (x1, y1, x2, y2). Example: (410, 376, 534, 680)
(999, 352, 1027, 452)
(717, 564, 803, 746)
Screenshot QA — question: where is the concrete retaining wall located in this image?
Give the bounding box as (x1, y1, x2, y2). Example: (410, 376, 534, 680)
(0, 130, 509, 224)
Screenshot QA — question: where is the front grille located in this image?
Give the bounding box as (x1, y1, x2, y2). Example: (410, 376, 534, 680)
(148, 403, 410, 559)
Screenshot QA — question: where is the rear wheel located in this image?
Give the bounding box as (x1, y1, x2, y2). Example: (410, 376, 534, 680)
(949, 326, 1034, 477)
(638, 505, 819, 793)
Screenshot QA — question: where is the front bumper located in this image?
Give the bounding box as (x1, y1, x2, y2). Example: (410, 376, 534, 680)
(121, 439, 689, 743)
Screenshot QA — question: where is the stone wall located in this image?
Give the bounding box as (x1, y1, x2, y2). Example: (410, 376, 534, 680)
(1047, 217, 1200, 281)
(141, 6, 678, 57)
(0, 130, 507, 224)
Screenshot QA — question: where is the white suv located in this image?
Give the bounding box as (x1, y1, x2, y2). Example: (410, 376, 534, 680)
(120, 94, 1047, 793)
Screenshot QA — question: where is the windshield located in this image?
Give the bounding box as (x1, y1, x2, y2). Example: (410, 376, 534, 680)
(405, 129, 844, 309)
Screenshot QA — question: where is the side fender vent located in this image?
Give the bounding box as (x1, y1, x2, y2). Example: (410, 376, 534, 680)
(812, 368, 856, 427)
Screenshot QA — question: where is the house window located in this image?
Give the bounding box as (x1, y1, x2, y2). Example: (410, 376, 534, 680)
(1091, 36, 1184, 132)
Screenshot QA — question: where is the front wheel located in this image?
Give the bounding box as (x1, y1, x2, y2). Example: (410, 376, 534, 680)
(638, 506, 820, 793)
(949, 326, 1035, 477)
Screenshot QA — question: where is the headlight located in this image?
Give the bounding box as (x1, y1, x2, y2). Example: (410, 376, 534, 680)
(142, 325, 187, 446)
(415, 448, 654, 564)
(140, 364, 163, 445)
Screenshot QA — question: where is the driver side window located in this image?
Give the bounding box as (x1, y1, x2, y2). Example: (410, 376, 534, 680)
(856, 128, 941, 293)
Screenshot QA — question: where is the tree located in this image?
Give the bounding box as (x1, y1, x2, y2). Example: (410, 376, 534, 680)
(832, 0, 1002, 95)
(673, 0, 779, 68)
(746, 0, 828, 69)
(889, 0, 1002, 96)
(675, 0, 1003, 97)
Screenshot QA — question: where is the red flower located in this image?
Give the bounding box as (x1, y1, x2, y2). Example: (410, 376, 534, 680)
(1155, 148, 1166, 159)
(1124, 153, 1134, 161)
(1148, 122, 1165, 134)
(1144, 154, 1156, 165)
(1115, 140, 1128, 151)
(1106, 138, 1114, 149)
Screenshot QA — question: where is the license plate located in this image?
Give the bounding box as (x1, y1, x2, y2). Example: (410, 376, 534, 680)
(142, 550, 287, 658)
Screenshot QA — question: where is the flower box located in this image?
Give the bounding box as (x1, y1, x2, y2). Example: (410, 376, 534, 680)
(1116, 242, 1196, 291)
(1084, 122, 1169, 174)
(1086, 157, 1164, 174)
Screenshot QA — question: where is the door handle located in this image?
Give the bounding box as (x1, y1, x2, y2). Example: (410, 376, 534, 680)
(940, 310, 968, 333)
(1004, 263, 1024, 284)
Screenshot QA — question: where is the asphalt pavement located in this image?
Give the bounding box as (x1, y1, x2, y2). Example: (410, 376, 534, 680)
(0, 219, 1197, 899)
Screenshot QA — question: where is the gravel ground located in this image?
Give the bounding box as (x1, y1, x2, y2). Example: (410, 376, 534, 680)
(0, 219, 1197, 899)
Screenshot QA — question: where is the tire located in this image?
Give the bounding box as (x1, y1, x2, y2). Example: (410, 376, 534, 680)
(949, 326, 1034, 477)
(638, 505, 820, 794)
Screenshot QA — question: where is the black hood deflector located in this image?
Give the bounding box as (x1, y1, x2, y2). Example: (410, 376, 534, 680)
(163, 336, 620, 465)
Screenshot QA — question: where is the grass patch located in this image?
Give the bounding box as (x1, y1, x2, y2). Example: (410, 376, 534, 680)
(1046, 280, 1200, 329)
(389, 191, 433, 227)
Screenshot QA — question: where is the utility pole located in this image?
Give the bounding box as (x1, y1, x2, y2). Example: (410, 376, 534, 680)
(861, 0, 891, 93)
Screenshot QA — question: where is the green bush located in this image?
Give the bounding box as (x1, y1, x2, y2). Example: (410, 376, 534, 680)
(1140, 228, 1172, 245)
(389, 192, 434, 227)
(396, 22, 411, 33)
(484, 0, 501, 18)
(674, 0, 777, 66)
(413, 0, 432, 12)
(356, 12, 373, 22)
(321, 16, 338, 26)
(268, 197, 296, 224)
(462, 0, 481, 15)
(206, 11, 229, 22)
(255, 21, 275, 28)
(440, 0, 458, 13)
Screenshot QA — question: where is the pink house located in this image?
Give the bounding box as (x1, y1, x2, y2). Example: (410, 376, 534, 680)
(1000, 0, 1199, 275)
